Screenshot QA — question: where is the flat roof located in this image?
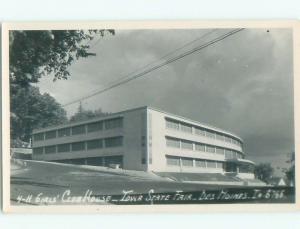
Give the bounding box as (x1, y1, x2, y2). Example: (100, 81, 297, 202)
(32, 105, 243, 142)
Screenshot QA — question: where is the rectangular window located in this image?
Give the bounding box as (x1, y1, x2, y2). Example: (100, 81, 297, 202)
(206, 130, 216, 139)
(225, 149, 233, 159)
(105, 118, 123, 130)
(58, 128, 71, 137)
(105, 136, 123, 148)
(216, 162, 223, 169)
(33, 147, 43, 155)
(45, 130, 56, 139)
(87, 139, 103, 150)
(181, 140, 193, 150)
(225, 136, 232, 143)
(216, 147, 224, 155)
(207, 161, 216, 168)
(71, 142, 85, 151)
(72, 125, 86, 135)
(45, 145, 56, 154)
(166, 156, 180, 166)
(182, 158, 193, 167)
(165, 118, 180, 130)
(194, 127, 205, 136)
(195, 159, 206, 168)
(33, 133, 44, 141)
(216, 133, 224, 141)
(166, 137, 180, 148)
(87, 121, 103, 133)
(195, 143, 205, 152)
(57, 143, 70, 153)
(180, 123, 192, 133)
(206, 145, 215, 153)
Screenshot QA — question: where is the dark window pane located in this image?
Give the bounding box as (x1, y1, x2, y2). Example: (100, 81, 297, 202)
(33, 133, 44, 141)
(105, 136, 123, 148)
(58, 128, 71, 137)
(57, 143, 70, 152)
(71, 142, 85, 151)
(87, 139, 103, 150)
(72, 125, 86, 135)
(87, 121, 103, 133)
(45, 130, 56, 139)
(182, 158, 193, 167)
(105, 118, 123, 130)
(45, 145, 56, 154)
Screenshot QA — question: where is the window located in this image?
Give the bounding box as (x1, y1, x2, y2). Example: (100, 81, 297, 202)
(33, 133, 44, 141)
(87, 121, 103, 133)
(105, 118, 123, 130)
(182, 158, 193, 167)
(57, 143, 70, 153)
(45, 130, 56, 139)
(216, 147, 224, 155)
(45, 145, 56, 154)
(105, 136, 123, 148)
(195, 159, 206, 168)
(72, 125, 86, 135)
(225, 136, 232, 143)
(87, 139, 103, 150)
(166, 156, 180, 166)
(166, 137, 180, 148)
(206, 130, 216, 139)
(195, 143, 205, 152)
(181, 140, 193, 150)
(33, 147, 43, 155)
(206, 145, 215, 153)
(166, 119, 180, 130)
(216, 162, 223, 169)
(180, 123, 192, 133)
(207, 161, 216, 168)
(216, 133, 224, 141)
(225, 149, 233, 159)
(58, 128, 71, 137)
(195, 127, 205, 136)
(72, 142, 85, 151)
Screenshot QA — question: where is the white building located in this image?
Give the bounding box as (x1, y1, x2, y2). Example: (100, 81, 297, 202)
(32, 106, 255, 179)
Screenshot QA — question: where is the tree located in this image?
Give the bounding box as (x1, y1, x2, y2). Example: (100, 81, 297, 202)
(9, 29, 114, 87)
(254, 163, 274, 182)
(11, 86, 67, 142)
(285, 151, 295, 186)
(9, 29, 114, 141)
(69, 103, 109, 123)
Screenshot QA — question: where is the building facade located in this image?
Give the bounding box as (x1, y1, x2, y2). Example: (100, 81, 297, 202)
(32, 106, 255, 179)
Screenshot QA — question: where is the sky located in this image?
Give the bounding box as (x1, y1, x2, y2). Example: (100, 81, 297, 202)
(36, 28, 294, 176)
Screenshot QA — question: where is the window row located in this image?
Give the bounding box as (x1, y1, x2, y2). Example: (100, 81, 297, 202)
(166, 156, 223, 169)
(165, 118, 242, 147)
(33, 117, 123, 141)
(166, 137, 243, 159)
(33, 136, 123, 155)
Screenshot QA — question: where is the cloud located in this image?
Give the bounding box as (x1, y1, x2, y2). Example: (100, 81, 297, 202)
(37, 28, 294, 175)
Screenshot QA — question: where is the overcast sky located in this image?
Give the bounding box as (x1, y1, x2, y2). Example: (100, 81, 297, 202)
(36, 28, 294, 176)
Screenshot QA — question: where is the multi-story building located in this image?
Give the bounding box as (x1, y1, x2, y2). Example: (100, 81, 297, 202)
(32, 106, 255, 179)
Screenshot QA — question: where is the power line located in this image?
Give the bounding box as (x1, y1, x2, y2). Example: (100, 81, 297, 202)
(73, 29, 218, 102)
(62, 28, 244, 107)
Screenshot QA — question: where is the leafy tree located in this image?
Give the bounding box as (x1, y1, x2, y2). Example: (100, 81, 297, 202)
(9, 29, 114, 87)
(9, 29, 114, 141)
(285, 151, 295, 186)
(254, 163, 274, 182)
(11, 86, 67, 142)
(69, 103, 110, 123)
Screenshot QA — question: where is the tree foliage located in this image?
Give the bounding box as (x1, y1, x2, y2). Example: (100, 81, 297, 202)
(9, 29, 114, 87)
(11, 86, 68, 142)
(69, 103, 110, 123)
(285, 151, 295, 185)
(254, 163, 274, 182)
